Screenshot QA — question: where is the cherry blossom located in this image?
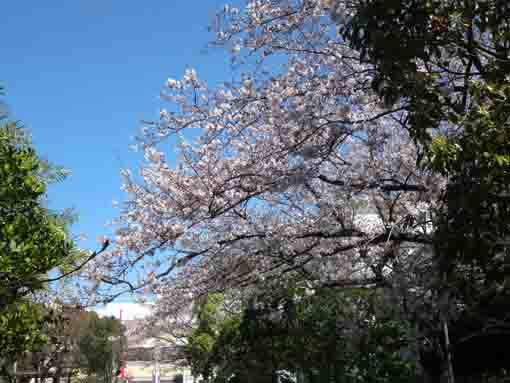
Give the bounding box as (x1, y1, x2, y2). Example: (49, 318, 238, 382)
(94, 1, 445, 327)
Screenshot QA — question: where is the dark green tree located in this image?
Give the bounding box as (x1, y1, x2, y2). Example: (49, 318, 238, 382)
(184, 288, 415, 383)
(339, 0, 510, 380)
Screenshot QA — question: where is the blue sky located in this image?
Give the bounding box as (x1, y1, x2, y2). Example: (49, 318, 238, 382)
(1, 1, 234, 292)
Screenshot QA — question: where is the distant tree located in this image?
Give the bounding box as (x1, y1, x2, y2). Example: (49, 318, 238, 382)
(15, 307, 126, 383)
(0, 83, 8, 119)
(77, 312, 125, 383)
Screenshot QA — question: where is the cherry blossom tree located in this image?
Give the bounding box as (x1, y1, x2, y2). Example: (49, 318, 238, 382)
(81, 2, 510, 381)
(90, 0, 443, 316)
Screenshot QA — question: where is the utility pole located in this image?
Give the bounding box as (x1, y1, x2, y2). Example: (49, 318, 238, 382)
(152, 346, 160, 383)
(118, 308, 127, 382)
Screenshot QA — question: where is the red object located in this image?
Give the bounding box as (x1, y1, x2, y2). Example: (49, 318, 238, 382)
(117, 307, 126, 379)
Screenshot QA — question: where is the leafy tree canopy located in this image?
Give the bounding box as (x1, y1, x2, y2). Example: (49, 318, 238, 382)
(185, 288, 415, 383)
(0, 115, 106, 374)
(0, 121, 75, 368)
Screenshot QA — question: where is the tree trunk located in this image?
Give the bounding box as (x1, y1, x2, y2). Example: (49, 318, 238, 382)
(442, 317, 455, 383)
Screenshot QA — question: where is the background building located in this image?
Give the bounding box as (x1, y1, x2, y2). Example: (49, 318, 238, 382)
(95, 303, 194, 383)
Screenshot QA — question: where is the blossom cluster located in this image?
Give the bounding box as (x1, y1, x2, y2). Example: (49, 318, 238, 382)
(91, 0, 445, 327)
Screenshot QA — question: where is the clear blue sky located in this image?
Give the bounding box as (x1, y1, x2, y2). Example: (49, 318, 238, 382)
(1, 1, 233, 271)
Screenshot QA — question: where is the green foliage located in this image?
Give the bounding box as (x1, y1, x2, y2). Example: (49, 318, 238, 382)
(77, 312, 125, 383)
(340, 0, 510, 380)
(0, 122, 75, 370)
(185, 289, 415, 383)
(0, 301, 48, 358)
(185, 293, 226, 379)
(343, 0, 510, 141)
(0, 123, 73, 301)
(9, 307, 126, 383)
(0, 83, 8, 120)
